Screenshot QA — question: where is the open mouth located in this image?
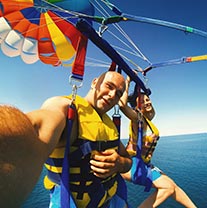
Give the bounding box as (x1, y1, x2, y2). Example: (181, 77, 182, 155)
(102, 97, 110, 106)
(145, 104, 152, 110)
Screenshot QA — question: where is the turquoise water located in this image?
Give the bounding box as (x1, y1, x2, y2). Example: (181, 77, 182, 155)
(22, 133, 207, 207)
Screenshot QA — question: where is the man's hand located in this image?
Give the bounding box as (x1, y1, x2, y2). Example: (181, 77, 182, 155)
(90, 149, 121, 179)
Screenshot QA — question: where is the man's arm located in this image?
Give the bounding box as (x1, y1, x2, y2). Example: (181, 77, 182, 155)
(0, 97, 71, 207)
(27, 96, 76, 156)
(119, 77, 138, 121)
(90, 142, 132, 178)
(0, 105, 48, 207)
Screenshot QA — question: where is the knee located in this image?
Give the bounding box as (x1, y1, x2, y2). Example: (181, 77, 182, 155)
(165, 181, 177, 196)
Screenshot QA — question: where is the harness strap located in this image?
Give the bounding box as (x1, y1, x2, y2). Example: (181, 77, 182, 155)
(144, 117, 159, 136)
(137, 120, 143, 158)
(45, 157, 63, 167)
(131, 86, 153, 192)
(142, 116, 159, 160)
(60, 104, 76, 208)
(70, 174, 125, 208)
(136, 86, 143, 157)
(71, 34, 88, 80)
(70, 139, 119, 163)
(108, 61, 116, 71)
(113, 115, 121, 138)
(70, 177, 116, 207)
(131, 157, 152, 192)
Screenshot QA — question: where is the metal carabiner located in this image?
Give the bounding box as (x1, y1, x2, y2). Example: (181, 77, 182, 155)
(69, 75, 83, 101)
(113, 104, 121, 117)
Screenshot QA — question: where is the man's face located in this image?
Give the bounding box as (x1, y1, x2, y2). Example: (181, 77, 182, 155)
(92, 72, 125, 115)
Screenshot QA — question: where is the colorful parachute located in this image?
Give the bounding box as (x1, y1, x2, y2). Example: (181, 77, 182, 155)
(0, 0, 94, 66)
(0, 0, 150, 92)
(0, 0, 207, 91)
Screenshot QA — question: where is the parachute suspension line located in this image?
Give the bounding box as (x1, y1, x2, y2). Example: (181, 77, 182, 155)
(91, 0, 111, 18)
(91, 0, 151, 64)
(110, 23, 151, 64)
(100, 0, 122, 15)
(37, 0, 69, 14)
(112, 51, 144, 73)
(143, 75, 149, 89)
(39, 0, 76, 15)
(91, 0, 112, 36)
(110, 40, 143, 57)
(101, 30, 145, 72)
(95, 0, 151, 64)
(86, 57, 110, 64)
(106, 29, 148, 61)
(88, 1, 150, 74)
(85, 62, 110, 68)
(39, 0, 94, 24)
(89, 1, 149, 70)
(85, 57, 111, 68)
(109, 44, 146, 73)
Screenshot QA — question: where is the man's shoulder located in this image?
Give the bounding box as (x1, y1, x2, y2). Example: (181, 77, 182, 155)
(41, 96, 73, 110)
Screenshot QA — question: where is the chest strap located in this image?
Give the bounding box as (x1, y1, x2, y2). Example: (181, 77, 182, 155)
(70, 138, 119, 164)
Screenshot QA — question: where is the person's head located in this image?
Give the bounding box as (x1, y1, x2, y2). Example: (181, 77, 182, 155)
(137, 93, 155, 120)
(128, 84, 155, 120)
(85, 71, 126, 115)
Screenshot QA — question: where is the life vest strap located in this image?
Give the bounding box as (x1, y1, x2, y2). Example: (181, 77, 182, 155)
(143, 117, 159, 160)
(45, 157, 63, 167)
(70, 139, 119, 164)
(60, 104, 77, 208)
(47, 170, 62, 185)
(71, 34, 88, 81)
(70, 174, 119, 208)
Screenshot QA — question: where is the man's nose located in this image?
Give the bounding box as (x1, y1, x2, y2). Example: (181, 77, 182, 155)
(109, 89, 116, 98)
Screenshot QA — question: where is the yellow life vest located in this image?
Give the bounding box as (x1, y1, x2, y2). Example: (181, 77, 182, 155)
(44, 95, 120, 207)
(129, 116, 159, 164)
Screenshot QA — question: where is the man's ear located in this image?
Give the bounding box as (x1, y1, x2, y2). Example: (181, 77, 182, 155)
(91, 78, 98, 89)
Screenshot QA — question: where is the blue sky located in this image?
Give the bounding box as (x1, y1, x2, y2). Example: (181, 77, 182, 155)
(0, 0, 207, 137)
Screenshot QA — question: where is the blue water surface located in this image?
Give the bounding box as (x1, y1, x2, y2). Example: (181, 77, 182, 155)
(22, 133, 207, 208)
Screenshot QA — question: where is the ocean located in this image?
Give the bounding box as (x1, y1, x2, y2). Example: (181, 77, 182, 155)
(22, 133, 207, 208)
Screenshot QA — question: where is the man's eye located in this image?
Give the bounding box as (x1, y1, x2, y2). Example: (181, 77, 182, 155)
(116, 91, 123, 98)
(106, 83, 113, 89)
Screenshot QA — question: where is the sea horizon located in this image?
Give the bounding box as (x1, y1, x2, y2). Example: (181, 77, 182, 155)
(161, 131, 207, 137)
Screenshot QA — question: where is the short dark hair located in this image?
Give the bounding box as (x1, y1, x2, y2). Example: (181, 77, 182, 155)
(128, 83, 146, 108)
